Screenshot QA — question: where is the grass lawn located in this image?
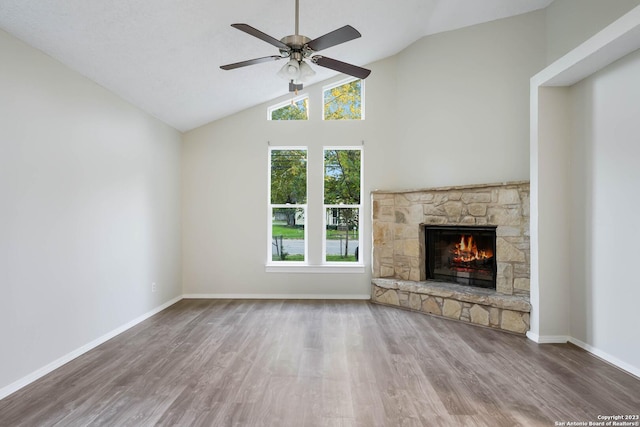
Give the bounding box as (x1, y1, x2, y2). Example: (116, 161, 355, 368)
(272, 254, 357, 262)
(274, 254, 304, 261)
(272, 224, 304, 239)
(326, 255, 357, 262)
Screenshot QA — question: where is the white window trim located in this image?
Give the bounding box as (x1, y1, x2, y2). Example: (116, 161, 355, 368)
(322, 77, 365, 121)
(265, 264, 365, 273)
(267, 94, 310, 121)
(267, 147, 308, 265)
(322, 146, 364, 266)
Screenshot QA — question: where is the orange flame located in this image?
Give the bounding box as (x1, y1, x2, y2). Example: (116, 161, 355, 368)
(452, 235, 493, 263)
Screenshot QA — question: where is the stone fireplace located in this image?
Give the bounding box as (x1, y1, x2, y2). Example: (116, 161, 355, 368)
(371, 181, 531, 334)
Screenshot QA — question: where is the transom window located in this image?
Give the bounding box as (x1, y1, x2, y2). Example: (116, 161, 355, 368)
(323, 78, 364, 120)
(268, 95, 309, 120)
(266, 78, 365, 121)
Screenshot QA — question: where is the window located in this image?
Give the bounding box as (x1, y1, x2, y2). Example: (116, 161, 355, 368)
(323, 78, 364, 120)
(323, 148, 362, 263)
(269, 148, 307, 262)
(267, 146, 363, 271)
(268, 96, 309, 120)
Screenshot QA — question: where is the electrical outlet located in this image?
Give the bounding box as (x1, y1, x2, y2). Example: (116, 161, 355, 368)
(151, 282, 157, 293)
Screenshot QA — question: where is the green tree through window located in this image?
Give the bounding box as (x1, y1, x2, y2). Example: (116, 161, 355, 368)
(270, 98, 308, 120)
(271, 150, 307, 205)
(324, 150, 361, 204)
(270, 149, 307, 262)
(324, 79, 362, 120)
(324, 148, 362, 262)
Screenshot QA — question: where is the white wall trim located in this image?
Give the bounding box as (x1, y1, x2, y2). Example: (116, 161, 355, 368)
(526, 331, 569, 344)
(183, 293, 371, 300)
(0, 295, 183, 401)
(534, 5, 640, 87)
(265, 264, 365, 274)
(526, 332, 640, 378)
(568, 338, 640, 379)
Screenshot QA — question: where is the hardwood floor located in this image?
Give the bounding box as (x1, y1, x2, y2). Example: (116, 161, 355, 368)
(0, 300, 638, 426)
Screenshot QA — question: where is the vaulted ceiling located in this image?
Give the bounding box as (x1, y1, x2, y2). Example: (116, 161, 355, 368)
(0, 0, 553, 131)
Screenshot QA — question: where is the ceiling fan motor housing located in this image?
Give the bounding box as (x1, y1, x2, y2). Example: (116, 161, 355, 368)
(280, 34, 312, 60)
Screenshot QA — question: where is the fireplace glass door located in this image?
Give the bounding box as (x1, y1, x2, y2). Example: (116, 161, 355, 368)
(425, 225, 497, 289)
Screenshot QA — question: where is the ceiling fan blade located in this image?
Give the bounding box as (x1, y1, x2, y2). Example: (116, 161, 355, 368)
(220, 55, 284, 70)
(307, 25, 361, 52)
(231, 24, 290, 51)
(312, 56, 371, 79)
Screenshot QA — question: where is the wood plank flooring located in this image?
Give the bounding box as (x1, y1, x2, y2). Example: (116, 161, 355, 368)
(0, 299, 638, 426)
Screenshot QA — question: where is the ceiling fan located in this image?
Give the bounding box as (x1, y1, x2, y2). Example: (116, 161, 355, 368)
(220, 0, 371, 92)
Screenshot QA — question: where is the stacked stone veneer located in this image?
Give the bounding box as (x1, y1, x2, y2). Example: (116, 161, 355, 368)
(371, 181, 531, 334)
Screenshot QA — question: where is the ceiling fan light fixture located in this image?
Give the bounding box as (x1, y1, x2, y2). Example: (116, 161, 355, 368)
(297, 60, 315, 82)
(278, 59, 301, 80)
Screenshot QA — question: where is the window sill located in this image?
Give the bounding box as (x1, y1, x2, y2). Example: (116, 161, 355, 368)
(265, 263, 365, 274)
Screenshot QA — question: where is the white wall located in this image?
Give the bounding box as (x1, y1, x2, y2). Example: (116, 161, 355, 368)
(532, 87, 571, 339)
(531, 3, 640, 375)
(392, 11, 546, 190)
(0, 30, 182, 394)
(568, 49, 640, 373)
(546, 0, 640, 64)
(181, 12, 546, 296)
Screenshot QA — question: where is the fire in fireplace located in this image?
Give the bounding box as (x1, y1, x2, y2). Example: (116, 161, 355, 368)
(424, 225, 497, 289)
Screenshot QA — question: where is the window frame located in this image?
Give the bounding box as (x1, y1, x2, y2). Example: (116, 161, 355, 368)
(267, 146, 308, 265)
(267, 95, 310, 121)
(322, 77, 365, 121)
(265, 145, 365, 274)
(322, 146, 364, 266)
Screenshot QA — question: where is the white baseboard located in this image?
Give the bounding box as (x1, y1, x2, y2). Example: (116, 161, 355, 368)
(568, 337, 640, 379)
(526, 332, 640, 378)
(526, 332, 570, 343)
(0, 295, 183, 401)
(182, 293, 371, 300)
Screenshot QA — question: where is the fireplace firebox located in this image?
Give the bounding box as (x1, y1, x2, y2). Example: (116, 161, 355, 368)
(424, 225, 497, 289)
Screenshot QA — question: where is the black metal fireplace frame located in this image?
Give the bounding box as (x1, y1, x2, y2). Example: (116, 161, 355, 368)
(424, 224, 497, 289)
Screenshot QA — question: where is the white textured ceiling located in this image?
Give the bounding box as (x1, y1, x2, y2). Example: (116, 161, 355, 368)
(0, 0, 553, 131)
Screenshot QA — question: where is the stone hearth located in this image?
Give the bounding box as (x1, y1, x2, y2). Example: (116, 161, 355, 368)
(372, 278, 531, 334)
(371, 181, 531, 334)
